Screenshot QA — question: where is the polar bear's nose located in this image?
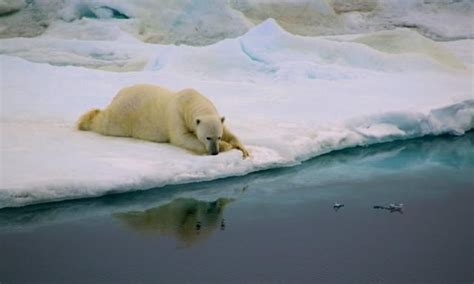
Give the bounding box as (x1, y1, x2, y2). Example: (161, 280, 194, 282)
(209, 142, 219, 155)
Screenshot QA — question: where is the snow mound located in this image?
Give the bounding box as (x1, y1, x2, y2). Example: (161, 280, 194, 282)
(0, 0, 472, 44)
(1, 19, 467, 75)
(352, 28, 466, 69)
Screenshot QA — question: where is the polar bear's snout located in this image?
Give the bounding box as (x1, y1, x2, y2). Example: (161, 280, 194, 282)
(202, 135, 221, 155)
(208, 139, 219, 155)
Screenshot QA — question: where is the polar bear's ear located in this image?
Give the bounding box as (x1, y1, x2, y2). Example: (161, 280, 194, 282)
(221, 116, 225, 123)
(196, 119, 201, 125)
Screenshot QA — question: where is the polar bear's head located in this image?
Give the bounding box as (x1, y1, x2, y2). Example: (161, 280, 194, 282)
(195, 115, 225, 155)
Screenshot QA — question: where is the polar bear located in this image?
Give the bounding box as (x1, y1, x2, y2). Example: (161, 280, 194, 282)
(77, 84, 249, 158)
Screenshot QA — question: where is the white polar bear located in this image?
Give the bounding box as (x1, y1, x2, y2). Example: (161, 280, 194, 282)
(77, 84, 249, 158)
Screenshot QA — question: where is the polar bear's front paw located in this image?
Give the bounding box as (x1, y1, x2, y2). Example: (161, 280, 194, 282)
(219, 141, 234, 152)
(237, 146, 250, 159)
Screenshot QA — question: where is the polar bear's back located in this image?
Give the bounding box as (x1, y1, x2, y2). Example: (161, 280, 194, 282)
(112, 84, 174, 104)
(98, 84, 174, 141)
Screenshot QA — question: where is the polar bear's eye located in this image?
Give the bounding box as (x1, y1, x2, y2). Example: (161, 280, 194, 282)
(206, 137, 211, 140)
(218, 137, 221, 140)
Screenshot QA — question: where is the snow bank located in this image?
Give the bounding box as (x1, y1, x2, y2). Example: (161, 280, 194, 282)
(1, 131, 473, 230)
(0, 19, 473, 208)
(0, 20, 468, 74)
(1, 0, 472, 44)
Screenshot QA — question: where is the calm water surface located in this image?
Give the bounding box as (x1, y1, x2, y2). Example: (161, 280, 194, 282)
(0, 133, 473, 283)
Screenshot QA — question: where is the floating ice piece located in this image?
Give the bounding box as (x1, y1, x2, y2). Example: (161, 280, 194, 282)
(388, 203, 404, 210)
(333, 203, 345, 210)
(373, 203, 404, 213)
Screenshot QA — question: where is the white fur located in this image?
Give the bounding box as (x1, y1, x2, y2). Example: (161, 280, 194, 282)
(77, 84, 249, 157)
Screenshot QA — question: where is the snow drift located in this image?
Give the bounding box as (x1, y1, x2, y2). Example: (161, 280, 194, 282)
(1, 0, 472, 44)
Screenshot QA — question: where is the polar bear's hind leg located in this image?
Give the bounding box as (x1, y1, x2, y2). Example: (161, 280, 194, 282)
(77, 109, 101, 131)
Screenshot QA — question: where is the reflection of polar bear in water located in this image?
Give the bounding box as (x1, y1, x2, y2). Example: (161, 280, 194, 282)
(77, 84, 249, 158)
(115, 198, 232, 245)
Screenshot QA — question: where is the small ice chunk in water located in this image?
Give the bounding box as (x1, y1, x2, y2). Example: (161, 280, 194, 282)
(333, 203, 344, 211)
(388, 203, 404, 210)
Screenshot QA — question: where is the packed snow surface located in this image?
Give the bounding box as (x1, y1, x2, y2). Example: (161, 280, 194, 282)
(1, 19, 473, 208)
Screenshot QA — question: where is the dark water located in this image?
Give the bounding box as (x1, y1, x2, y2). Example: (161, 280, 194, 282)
(0, 133, 473, 284)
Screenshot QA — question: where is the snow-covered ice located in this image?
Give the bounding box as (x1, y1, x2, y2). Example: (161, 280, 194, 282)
(1, 0, 472, 44)
(1, 16, 473, 208)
